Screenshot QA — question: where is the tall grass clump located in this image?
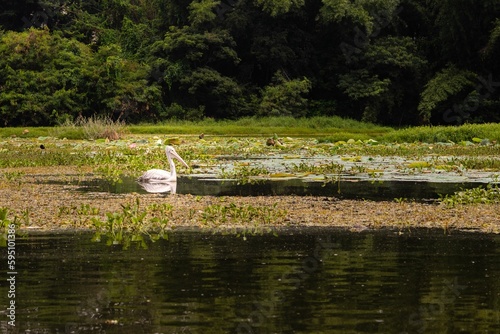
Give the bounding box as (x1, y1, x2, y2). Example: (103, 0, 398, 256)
(384, 123, 500, 143)
(55, 116, 126, 140)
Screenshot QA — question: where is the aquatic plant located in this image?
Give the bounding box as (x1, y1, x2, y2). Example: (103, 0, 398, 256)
(449, 157, 500, 170)
(394, 197, 407, 204)
(218, 164, 269, 185)
(439, 183, 500, 207)
(0, 207, 20, 247)
(201, 202, 287, 229)
(407, 161, 431, 169)
(1, 171, 25, 182)
(290, 161, 344, 174)
(90, 198, 172, 249)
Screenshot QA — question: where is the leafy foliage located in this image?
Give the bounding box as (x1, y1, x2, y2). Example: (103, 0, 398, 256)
(0, 28, 159, 126)
(418, 66, 477, 123)
(0, 0, 499, 125)
(320, 0, 400, 34)
(256, 0, 305, 17)
(258, 71, 312, 117)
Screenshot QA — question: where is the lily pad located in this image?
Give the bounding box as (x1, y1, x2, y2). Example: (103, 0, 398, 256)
(407, 161, 431, 168)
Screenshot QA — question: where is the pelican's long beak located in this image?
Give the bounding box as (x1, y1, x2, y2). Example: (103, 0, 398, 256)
(171, 150, 189, 168)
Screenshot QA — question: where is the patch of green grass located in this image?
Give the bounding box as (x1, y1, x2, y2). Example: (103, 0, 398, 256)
(383, 123, 500, 143)
(4, 117, 500, 145)
(128, 116, 393, 138)
(201, 202, 286, 228)
(218, 164, 269, 185)
(439, 183, 500, 207)
(290, 161, 344, 174)
(90, 197, 171, 249)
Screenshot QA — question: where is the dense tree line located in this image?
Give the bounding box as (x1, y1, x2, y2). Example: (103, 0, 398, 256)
(0, 0, 499, 126)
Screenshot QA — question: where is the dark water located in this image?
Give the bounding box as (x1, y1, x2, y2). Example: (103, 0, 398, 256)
(1, 229, 499, 333)
(80, 176, 486, 201)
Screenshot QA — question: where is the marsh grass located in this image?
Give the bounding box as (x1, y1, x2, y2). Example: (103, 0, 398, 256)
(61, 116, 126, 140)
(384, 123, 500, 143)
(218, 164, 270, 184)
(439, 183, 500, 207)
(0, 116, 125, 140)
(128, 116, 393, 138)
(2, 116, 500, 144)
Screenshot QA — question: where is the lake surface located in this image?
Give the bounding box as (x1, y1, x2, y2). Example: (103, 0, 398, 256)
(78, 176, 488, 202)
(1, 228, 499, 333)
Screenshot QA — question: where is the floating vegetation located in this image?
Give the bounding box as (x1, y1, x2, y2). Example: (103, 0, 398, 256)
(218, 164, 270, 185)
(90, 198, 172, 249)
(201, 202, 286, 239)
(201, 202, 286, 226)
(1, 131, 500, 236)
(407, 161, 431, 169)
(0, 207, 22, 247)
(290, 161, 344, 174)
(439, 183, 500, 208)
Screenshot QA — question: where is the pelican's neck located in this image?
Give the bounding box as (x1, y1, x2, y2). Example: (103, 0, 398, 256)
(168, 154, 176, 179)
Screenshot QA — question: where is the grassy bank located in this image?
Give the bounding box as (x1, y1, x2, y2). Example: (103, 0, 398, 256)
(0, 116, 390, 139)
(384, 123, 500, 143)
(1, 116, 500, 143)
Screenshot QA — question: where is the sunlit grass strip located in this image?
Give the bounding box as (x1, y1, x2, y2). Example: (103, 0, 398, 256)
(384, 123, 500, 143)
(2, 117, 500, 143)
(127, 116, 393, 138)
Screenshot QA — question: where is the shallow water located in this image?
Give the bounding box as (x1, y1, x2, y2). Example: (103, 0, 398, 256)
(79, 175, 486, 201)
(1, 229, 499, 333)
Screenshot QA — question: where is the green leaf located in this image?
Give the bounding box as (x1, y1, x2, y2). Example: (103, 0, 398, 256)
(418, 65, 477, 122)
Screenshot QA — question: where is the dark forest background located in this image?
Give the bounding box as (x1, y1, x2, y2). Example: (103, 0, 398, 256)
(1, 0, 499, 127)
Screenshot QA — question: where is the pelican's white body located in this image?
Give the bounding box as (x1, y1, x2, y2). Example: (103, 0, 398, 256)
(138, 181, 177, 193)
(138, 146, 189, 183)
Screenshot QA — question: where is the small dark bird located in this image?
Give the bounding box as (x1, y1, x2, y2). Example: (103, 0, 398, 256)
(199, 133, 205, 139)
(40, 144, 45, 150)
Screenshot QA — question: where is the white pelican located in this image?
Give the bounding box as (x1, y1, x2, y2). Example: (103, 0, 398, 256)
(138, 146, 189, 183)
(138, 181, 177, 194)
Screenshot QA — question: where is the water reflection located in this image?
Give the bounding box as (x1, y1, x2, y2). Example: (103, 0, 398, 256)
(0, 229, 498, 333)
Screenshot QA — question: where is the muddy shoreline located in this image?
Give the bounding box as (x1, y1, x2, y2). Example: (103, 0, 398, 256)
(1, 167, 498, 234)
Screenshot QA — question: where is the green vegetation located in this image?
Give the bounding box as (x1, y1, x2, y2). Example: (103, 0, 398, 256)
(2, 117, 500, 144)
(201, 202, 286, 227)
(1, 119, 499, 186)
(0, 207, 16, 246)
(439, 183, 500, 208)
(1, 1, 499, 126)
(90, 198, 172, 249)
(384, 123, 500, 143)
